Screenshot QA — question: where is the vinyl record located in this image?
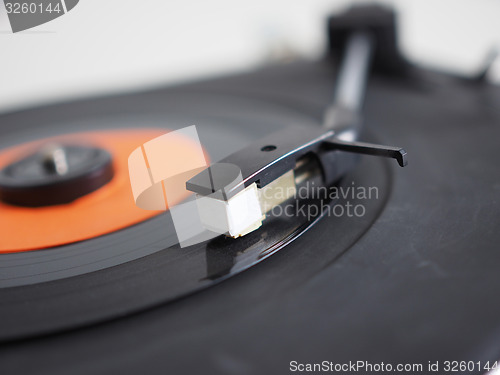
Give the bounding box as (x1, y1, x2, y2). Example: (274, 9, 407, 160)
(0, 90, 391, 341)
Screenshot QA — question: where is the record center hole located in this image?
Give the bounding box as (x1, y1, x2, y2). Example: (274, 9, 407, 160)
(261, 145, 276, 152)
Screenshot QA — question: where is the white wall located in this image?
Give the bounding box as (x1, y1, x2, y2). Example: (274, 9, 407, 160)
(0, 0, 499, 113)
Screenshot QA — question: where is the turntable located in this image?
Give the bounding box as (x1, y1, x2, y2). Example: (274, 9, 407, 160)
(1, 5, 499, 375)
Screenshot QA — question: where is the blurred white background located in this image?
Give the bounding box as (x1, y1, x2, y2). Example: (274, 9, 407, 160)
(0, 0, 499, 113)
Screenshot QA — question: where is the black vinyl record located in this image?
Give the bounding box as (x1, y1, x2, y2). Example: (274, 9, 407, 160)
(1, 60, 500, 374)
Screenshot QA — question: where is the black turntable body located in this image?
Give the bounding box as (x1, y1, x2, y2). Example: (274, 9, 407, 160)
(1, 9, 500, 375)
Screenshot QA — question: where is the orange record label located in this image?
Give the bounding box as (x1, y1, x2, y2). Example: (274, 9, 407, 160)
(0, 129, 205, 253)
